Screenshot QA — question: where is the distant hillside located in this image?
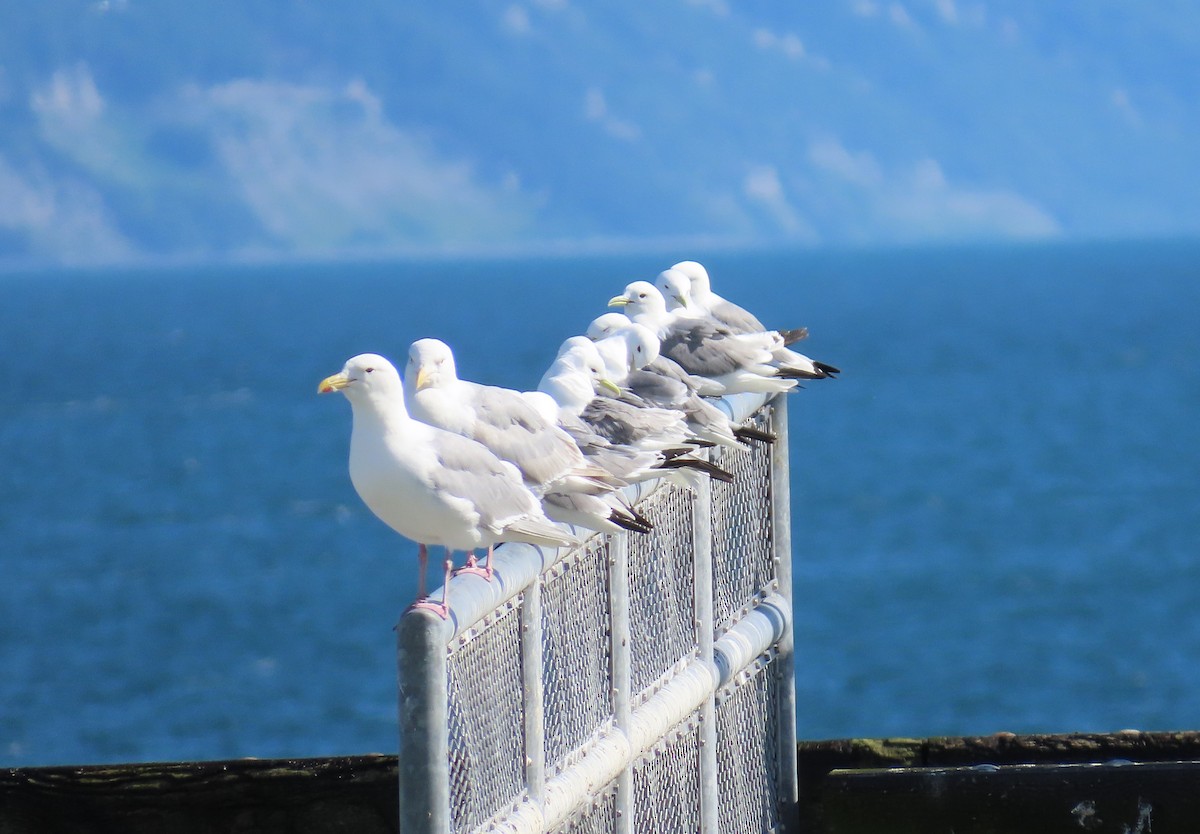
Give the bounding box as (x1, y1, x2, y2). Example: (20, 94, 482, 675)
(2, 1, 1198, 265)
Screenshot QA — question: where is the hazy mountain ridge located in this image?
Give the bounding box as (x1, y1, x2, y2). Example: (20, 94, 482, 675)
(1, 0, 1197, 265)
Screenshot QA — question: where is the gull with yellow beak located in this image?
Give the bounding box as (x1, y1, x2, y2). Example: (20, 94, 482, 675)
(666, 260, 812, 347)
(541, 337, 693, 452)
(609, 281, 808, 395)
(318, 353, 578, 617)
(403, 338, 651, 536)
(656, 267, 838, 379)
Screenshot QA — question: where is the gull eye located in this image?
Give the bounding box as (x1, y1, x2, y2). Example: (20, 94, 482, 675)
(638, 292, 647, 299)
(365, 367, 376, 374)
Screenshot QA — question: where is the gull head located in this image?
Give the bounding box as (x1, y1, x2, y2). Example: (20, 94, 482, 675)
(608, 281, 669, 323)
(317, 353, 402, 400)
(406, 337, 458, 391)
(585, 312, 633, 341)
(622, 323, 661, 371)
(654, 268, 693, 312)
(670, 260, 712, 296)
(542, 337, 622, 406)
(560, 338, 622, 396)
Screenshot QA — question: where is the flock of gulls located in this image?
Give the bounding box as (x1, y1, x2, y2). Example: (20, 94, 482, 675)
(318, 260, 838, 617)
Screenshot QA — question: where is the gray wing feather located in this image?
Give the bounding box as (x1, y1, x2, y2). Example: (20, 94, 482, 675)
(427, 433, 539, 530)
(710, 299, 767, 334)
(660, 320, 764, 377)
(581, 398, 685, 447)
(625, 369, 690, 409)
(466, 385, 588, 487)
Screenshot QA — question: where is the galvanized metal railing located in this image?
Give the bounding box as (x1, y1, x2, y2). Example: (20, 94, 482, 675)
(396, 392, 797, 833)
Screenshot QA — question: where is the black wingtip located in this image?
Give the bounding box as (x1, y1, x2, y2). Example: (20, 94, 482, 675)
(780, 326, 809, 346)
(611, 511, 654, 534)
(775, 367, 825, 381)
(777, 360, 840, 380)
(734, 425, 777, 443)
(658, 456, 735, 483)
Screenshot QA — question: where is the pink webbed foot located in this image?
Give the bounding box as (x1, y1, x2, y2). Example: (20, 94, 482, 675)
(408, 598, 450, 619)
(455, 546, 495, 580)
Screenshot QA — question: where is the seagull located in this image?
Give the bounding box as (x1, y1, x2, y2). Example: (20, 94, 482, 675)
(541, 336, 694, 452)
(403, 337, 647, 536)
(608, 281, 805, 395)
(656, 267, 839, 379)
(586, 315, 775, 448)
(666, 260, 810, 346)
(538, 337, 734, 485)
(318, 353, 578, 617)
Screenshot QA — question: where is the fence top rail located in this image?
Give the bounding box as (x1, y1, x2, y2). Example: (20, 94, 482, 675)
(399, 390, 774, 644)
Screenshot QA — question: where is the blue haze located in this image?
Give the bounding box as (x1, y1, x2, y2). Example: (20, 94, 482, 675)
(2, 240, 1199, 766)
(3, 4, 1200, 264)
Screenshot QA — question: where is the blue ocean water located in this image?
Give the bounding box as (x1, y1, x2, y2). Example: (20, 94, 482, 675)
(2, 240, 1199, 767)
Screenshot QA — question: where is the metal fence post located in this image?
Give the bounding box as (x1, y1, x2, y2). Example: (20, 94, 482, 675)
(609, 532, 632, 834)
(771, 395, 800, 830)
(693, 475, 719, 833)
(397, 608, 452, 834)
(522, 579, 545, 811)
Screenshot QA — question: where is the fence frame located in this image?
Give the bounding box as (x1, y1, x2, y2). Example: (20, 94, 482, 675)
(396, 392, 797, 833)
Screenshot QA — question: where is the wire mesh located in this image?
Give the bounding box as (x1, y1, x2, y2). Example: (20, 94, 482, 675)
(716, 659, 782, 834)
(401, 397, 796, 834)
(446, 599, 526, 832)
(711, 408, 777, 633)
(632, 719, 704, 832)
(542, 536, 614, 774)
(626, 482, 698, 699)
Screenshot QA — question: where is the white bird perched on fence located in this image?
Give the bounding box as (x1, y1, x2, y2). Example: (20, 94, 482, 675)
(402, 338, 648, 536)
(666, 260, 809, 346)
(541, 336, 694, 452)
(537, 337, 733, 485)
(656, 267, 839, 380)
(318, 353, 578, 617)
(608, 281, 810, 396)
(585, 315, 765, 450)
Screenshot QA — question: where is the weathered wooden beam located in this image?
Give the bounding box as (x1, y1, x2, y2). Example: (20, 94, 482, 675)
(0, 755, 399, 834)
(797, 731, 1200, 833)
(7, 732, 1200, 833)
(820, 759, 1192, 833)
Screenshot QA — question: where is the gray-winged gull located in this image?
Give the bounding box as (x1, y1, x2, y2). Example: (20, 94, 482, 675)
(608, 282, 805, 395)
(656, 267, 839, 379)
(667, 260, 809, 345)
(539, 337, 733, 484)
(318, 353, 578, 617)
(403, 338, 647, 535)
(586, 315, 774, 449)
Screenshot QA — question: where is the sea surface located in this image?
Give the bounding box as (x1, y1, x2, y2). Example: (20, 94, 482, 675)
(2, 239, 1199, 767)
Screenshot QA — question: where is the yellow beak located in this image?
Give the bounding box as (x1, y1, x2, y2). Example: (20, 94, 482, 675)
(599, 378, 622, 396)
(607, 295, 630, 307)
(415, 367, 431, 391)
(317, 371, 350, 394)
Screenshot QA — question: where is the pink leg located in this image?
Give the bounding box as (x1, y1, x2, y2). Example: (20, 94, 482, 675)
(456, 545, 494, 580)
(416, 543, 429, 597)
(410, 545, 451, 619)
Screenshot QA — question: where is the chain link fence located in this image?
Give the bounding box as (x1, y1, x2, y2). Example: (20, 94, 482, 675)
(396, 393, 797, 833)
